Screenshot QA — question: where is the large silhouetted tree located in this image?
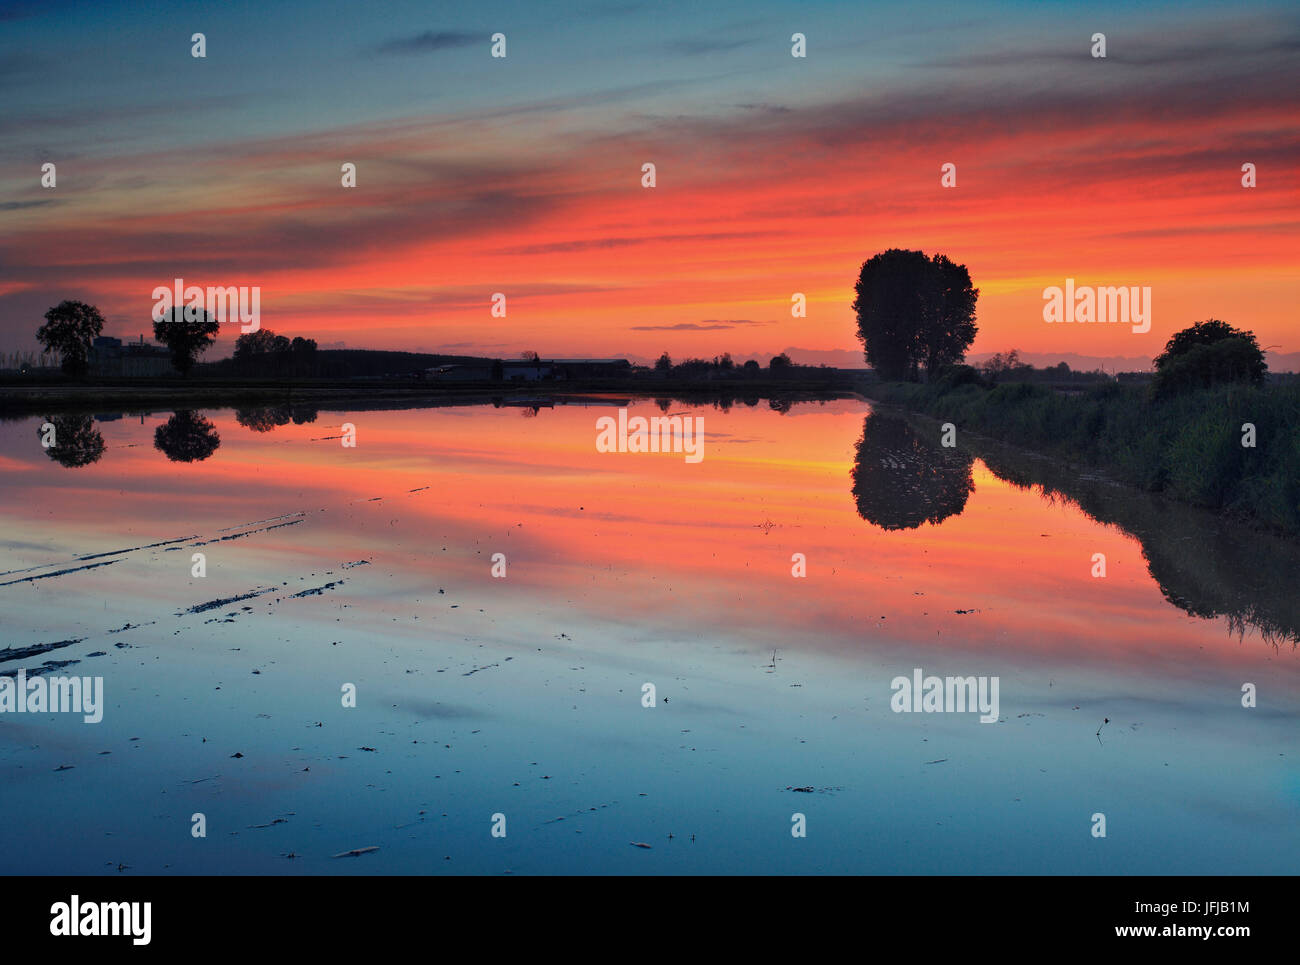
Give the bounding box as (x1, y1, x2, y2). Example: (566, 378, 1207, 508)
(37, 301, 104, 377)
(852, 249, 978, 381)
(153, 307, 220, 375)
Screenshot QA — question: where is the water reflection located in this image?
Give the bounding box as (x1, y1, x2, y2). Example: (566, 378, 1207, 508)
(851, 412, 974, 529)
(38, 414, 106, 468)
(154, 410, 221, 462)
(234, 404, 318, 432)
(975, 439, 1300, 648)
(860, 409, 1300, 648)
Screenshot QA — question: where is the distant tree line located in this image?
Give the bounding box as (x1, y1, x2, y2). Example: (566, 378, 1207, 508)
(231, 329, 318, 376)
(27, 299, 324, 378)
(978, 350, 1110, 384)
(648, 351, 821, 381)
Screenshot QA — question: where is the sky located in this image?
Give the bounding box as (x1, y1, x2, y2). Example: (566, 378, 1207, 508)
(1, 0, 1297, 366)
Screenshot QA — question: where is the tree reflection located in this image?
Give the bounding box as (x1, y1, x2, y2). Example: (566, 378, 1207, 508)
(235, 405, 291, 432)
(154, 410, 220, 462)
(851, 413, 974, 529)
(975, 440, 1300, 648)
(234, 405, 318, 432)
(39, 414, 105, 468)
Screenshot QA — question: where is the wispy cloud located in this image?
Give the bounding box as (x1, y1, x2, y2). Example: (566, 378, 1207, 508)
(0, 200, 58, 211)
(664, 36, 758, 56)
(375, 30, 480, 56)
(633, 320, 773, 331)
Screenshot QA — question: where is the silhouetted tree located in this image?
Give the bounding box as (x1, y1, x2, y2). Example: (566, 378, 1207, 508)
(851, 413, 974, 529)
(1152, 319, 1267, 398)
(37, 301, 104, 377)
(852, 249, 978, 381)
(153, 307, 220, 375)
(770, 352, 792, 372)
(154, 410, 220, 462)
(918, 254, 978, 375)
(655, 352, 673, 373)
(38, 414, 105, 467)
(233, 329, 282, 359)
(980, 349, 1030, 382)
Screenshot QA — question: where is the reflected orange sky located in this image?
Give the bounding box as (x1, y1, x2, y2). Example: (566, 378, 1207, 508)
(2, 401, 1291, 681)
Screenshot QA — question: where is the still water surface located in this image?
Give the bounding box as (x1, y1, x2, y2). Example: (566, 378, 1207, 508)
(1, 397, 1296, 874)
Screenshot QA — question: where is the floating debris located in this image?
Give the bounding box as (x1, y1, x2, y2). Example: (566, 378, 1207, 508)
(290, 580, 344, 598)
(0, 638, 83, 664)
(332, 846, 379, 858)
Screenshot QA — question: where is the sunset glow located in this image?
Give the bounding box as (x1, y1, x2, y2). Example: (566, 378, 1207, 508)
(3, 1, 1297, 365)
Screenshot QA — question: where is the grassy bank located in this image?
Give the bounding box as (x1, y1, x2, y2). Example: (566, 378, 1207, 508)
(863, 379, 1300, 536)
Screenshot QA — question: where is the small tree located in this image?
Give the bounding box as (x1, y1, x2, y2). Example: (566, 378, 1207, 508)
(770, 352, 793, 371)
(980, 349, 1028, 382)
(154, 307, 220, 375)
(37, 300, 104, 377)
(655, 352, 673, 373)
